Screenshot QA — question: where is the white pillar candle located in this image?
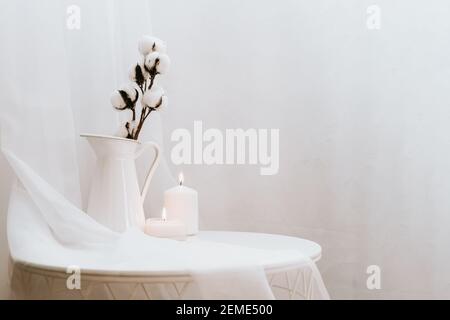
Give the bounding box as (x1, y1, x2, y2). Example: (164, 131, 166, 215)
(145, 208, 187, 240)
(164, 173, 199, 235)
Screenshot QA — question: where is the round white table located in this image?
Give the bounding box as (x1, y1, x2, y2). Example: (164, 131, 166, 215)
(11, 231, 323, 300)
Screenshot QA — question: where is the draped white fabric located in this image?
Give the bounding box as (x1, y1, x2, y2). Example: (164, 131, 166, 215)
(0, 0, 329, 299)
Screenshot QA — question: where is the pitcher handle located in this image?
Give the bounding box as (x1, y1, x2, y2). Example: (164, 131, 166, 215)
(136, 141, 161, 200)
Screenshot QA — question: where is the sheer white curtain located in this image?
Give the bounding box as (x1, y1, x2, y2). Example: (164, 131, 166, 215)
(0, 0, 177, 218)
(0, 0, 169, 257)
(0, 0, 160, 205)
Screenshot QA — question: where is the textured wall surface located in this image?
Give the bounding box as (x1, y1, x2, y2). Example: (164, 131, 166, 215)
(150, 0, 450, 299)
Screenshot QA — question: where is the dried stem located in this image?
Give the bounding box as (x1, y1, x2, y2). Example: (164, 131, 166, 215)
(133, 107, 151, 140)
(131, 73, 157, 140)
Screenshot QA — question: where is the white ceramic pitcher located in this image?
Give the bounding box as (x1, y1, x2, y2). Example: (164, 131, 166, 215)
(81, 134, 160, 232)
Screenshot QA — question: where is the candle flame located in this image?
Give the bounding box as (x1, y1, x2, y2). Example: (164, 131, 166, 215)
(162, 208, 167, 221)
(179, 172, 184, 186)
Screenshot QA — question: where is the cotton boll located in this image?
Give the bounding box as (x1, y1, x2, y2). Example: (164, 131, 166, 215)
(116, 122, 130, 138)
(138, 36, 155, 56)
(121, 83, 138, 101)
(116, 120, 138, 138)
(110, 91, 126, 110)
(157, 94, 168, 110)
(143, 86, 165, 109)
(139, 56, 151, 78)
(129, 63, 149, 85)
(141, 63, 150, 79)
(144, 52, 170, 75)
(156, 54, 170, 74)
(138, 36, 167, 56)
(144, 52, 160, 73)
(153, 38, 167, 53)
(137, 56, 151, 78)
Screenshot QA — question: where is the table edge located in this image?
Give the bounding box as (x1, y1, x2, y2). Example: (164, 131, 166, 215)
(11, 231, 322, 279)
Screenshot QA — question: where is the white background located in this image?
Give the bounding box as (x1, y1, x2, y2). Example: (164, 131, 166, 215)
(1, 0, 450, 299)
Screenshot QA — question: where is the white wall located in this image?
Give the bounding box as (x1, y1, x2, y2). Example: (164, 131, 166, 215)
(150, 0, 450, 298)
